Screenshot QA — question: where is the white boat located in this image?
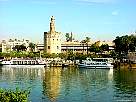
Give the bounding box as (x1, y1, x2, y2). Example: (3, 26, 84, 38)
(0, 58, 46, 67)
(78, 58, 113, 69)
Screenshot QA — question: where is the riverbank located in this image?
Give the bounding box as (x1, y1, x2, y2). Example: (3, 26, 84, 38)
(114, 62, 136, 69)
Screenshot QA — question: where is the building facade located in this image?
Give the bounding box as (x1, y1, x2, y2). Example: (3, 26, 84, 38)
(37, 40, 114, 54)
(61, 41, 92, 54)
(44, 16, 61, 54)
(1, 39, 30, 52)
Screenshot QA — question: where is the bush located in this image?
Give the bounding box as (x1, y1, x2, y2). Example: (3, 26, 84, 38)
(0, 88, 30, 102)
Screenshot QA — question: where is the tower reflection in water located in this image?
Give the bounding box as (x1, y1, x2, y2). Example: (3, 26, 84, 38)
(42, 67, 113, 102)
(42, 67, 61, 101)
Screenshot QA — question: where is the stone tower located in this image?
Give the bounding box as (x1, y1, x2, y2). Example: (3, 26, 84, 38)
(44, 16, 61, 54)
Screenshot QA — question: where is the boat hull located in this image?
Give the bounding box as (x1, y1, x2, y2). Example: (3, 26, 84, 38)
(1, 59, 47, 68)
(1, 64, 45, 68)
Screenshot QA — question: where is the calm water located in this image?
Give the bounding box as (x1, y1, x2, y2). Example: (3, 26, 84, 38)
(0, 66, 136, 102)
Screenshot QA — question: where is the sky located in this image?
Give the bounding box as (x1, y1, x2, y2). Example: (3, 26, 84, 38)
(0, 0, 136, 43)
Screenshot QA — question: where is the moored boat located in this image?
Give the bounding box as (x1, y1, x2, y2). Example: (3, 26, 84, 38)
(0, 58, 46, 67)
(78, 58, 113, 69)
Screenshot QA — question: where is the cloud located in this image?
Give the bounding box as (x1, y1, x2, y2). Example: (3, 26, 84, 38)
(76, 0, 114, 4)
(112, 11, 118, 16)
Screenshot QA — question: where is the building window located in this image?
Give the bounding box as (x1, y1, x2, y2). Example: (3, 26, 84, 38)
(48, 46, 50, 49)
(53, 39, 54, 41)
(57, 39, 58, 41)
(57, 46, 59, 49)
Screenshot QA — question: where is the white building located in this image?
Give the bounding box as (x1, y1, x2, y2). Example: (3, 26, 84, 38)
(2, 39, 30, 52)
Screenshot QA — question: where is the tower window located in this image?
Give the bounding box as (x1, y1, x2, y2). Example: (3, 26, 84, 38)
(48, 46, 50, 49)
(57, 46, 59, 49)
(53, 39, 54, 41)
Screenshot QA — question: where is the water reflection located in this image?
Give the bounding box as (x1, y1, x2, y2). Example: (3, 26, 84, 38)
(42, 67, 61, 101)
(0, 66, 136, 102)
(113, 68, 136, 101)
(0, 66, 44, 89)
(77, 68, 114, 102)
(42, 67, 114, 102)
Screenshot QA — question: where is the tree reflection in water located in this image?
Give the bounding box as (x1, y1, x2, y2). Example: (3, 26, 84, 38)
(114, 68, 136, 101)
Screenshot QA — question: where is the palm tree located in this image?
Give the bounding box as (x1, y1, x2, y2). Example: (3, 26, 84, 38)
(85, 37, 90, 55)
(65, 33, 70, 42)
(81, 40, 86, 54)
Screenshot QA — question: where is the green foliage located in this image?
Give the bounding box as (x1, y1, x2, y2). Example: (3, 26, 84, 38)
(100, 44, 109, 51)
(41, 52, 51, 58)
(0, 52, 3, 57)
(113, 34, 136, 55)
(0, 51, 39, 58)
(50, 53, 58, 58)
(110, 50, 117, 59)
(12, 44, 27, 52)
(67, 50, 75, 60)
(89, 43, 101, 53)
(85, 37, 90, 54)
(85, 37, 90, 43)
(29, 42, 35, 52)
(0, 88, 30, 102)
(58, 53, 66, 59)
(65, 33, 73, 42)
(75, 53, 87, 60)
(1, 52, 10, 58)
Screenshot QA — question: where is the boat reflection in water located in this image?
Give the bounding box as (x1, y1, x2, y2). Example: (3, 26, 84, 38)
(0, 66, 45, 91)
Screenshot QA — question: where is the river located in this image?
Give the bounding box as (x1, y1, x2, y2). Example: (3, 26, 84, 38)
(0, 66, 136, 102)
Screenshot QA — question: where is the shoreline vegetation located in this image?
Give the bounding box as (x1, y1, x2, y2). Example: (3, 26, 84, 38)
(0, 51, 112, 60)
(0, 88, 30, 102)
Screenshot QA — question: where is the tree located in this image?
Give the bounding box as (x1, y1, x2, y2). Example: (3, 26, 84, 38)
(66, 50, 75, 60)
(29, 42, 35, 52)
(12, 44, 26, 52)
(81, 40, 86, 54)
(19, 44, 27, 51)
(13, 45, 20, 52)
(58, 53, 67, 59)
(113, 35, 136, 55)
(75, 53, 87, 60)
(89, 43, 100, 54)
(65, 33, 70, 42)
(65, 32, 73, 42)
(100, 44, 109, 52)
(84, 37, 90, 54)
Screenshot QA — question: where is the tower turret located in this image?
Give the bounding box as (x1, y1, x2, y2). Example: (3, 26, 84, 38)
(50, 16, 55, 34)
